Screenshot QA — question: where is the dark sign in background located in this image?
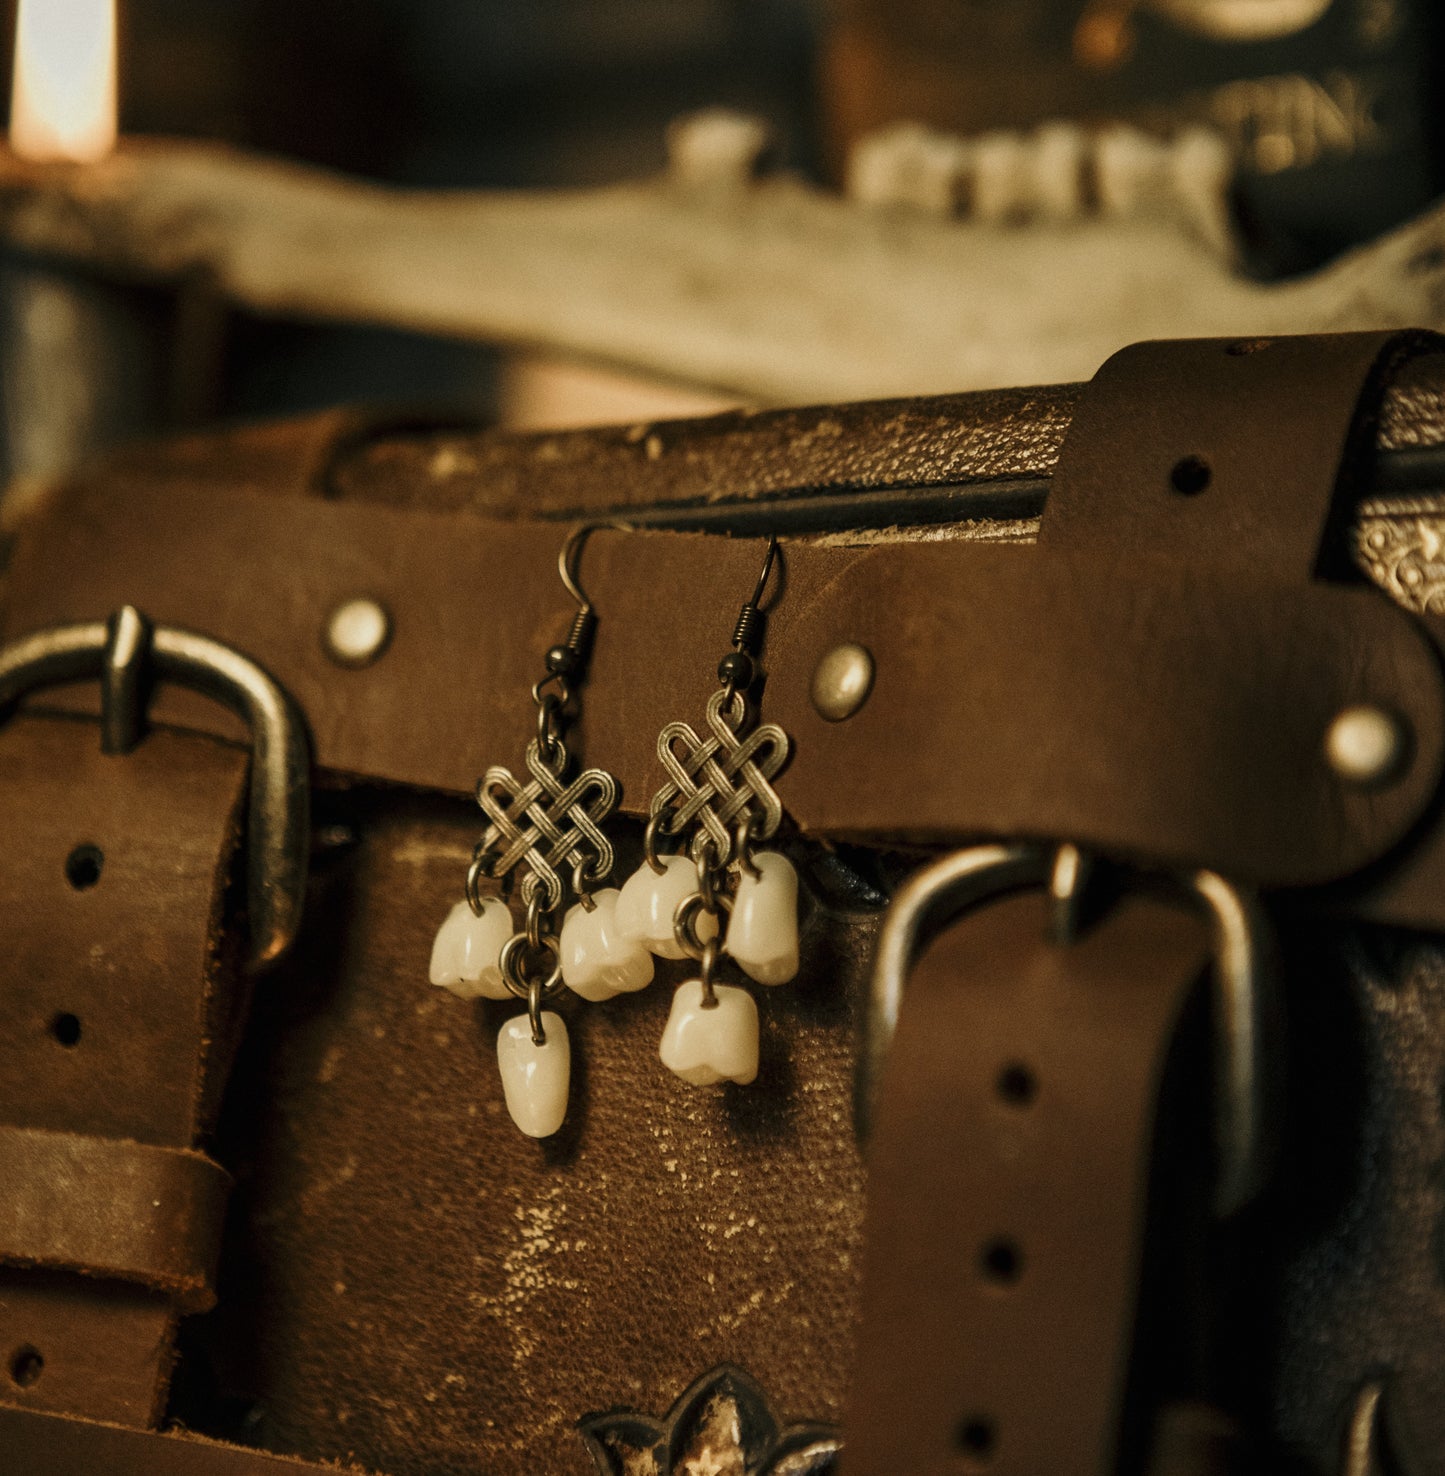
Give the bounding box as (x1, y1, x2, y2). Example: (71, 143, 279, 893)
(827, 0, 1445, 272)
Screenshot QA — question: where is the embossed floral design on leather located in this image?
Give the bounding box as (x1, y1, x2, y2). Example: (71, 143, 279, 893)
(578, 1363, 840, 1476)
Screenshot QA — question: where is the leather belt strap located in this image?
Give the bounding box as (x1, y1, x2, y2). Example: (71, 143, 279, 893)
(846, 335, 1445, 1474)
(844, 890, 1211, 1476)
(0, 1128, 231, 1314)
(0, 715, 249, 1427)
(4, 407, 1445, 895)
(1039, 330, 1443, 578)
(0, 1405, 387, 1475)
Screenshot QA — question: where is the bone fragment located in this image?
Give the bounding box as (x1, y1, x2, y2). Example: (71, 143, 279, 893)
(0, 136, 1441, 403)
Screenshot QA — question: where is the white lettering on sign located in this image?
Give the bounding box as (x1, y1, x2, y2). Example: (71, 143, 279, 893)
(1206, 70, 1390, 173)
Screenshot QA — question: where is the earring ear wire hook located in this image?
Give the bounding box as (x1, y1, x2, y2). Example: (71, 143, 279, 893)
(559, 519, 636, 615)
(546, 522, 633, 697)
(750, 534, 779, 609)
(559, 524, 596, 614)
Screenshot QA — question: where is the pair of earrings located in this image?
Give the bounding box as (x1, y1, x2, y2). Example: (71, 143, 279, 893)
(428, 528, 800, 1138)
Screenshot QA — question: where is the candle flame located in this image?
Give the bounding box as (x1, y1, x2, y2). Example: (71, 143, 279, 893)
(11, 0, 118, 163)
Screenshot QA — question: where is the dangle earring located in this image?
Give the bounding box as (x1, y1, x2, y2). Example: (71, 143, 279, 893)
(615, 535, 799, 1087)
(428, 526, 652, 1137)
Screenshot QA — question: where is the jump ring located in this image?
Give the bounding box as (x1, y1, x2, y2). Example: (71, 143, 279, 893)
(528, 979, 546, 1045)
(525, 892, 553, 953)
(717, 688, 747, 734)
(571, 857, 599, 911)
(699, 936, 721, 1009)
(531, 674, 571, 708)
(697, 856, 726, 914)
(465, 853, 491, 916)
(499, 931, 564, 1003)
(734, 815, 762, 880)
(673, 888, 732, 963)
(536, 698, 567, 758)
(694, 826, 730, 875)
(643, 812, 674, 875)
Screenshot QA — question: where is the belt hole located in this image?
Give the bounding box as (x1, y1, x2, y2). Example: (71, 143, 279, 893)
(1226, 338, 1272, 355)
(65, 844, 104, 891)
(980, 1237, 1023, 1285)
(1169, 456, 1211, 496)
(8, 1346, 43, 1388)
(996, 1062, 1037, 1107)
(49, 1013, 81, 1047)
(956, 1415, 997, 1464)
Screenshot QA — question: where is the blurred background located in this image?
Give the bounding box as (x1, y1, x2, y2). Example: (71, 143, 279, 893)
(1, 0, 1443, 464)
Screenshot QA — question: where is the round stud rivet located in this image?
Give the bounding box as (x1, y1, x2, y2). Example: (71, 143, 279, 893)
(1325, 705, 1409, 787)
(811, 642, 874, 722)
(324, 598, 391, 668)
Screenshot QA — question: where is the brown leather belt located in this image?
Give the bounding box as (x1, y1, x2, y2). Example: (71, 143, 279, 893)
(0, 1128, 231, 1314)
(0, 716, 248, 1427)
(3, 332, 1445, 1473)
(5, 338, 1445, 916)
(844, 332, 1445, 1475)
(846, 887, 1213, 1476)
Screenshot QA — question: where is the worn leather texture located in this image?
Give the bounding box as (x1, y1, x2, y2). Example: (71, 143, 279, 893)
(186, 795, 871, 1475)
(1265, 923, 1445, 1475)
(0, 1128, 231, 1314)
(5, 335, 1445, 1475)
(846, 890, 1212, 1476)
(0, 1405, 385, 1474)
(2, 488, 1441, 892)
(1039, 333, 1443, 581)
(0, 715, 248, 1427)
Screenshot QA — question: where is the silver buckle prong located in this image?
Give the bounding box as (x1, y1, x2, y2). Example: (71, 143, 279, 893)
(861, 842, 1278, 1218)
(0, 605, 311, 969)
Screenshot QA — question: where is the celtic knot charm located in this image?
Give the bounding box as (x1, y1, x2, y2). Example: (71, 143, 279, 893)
(652, 688, 789, 865)
(477, 739, 618, 909)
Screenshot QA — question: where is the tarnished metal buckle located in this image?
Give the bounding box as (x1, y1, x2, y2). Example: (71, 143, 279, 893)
(860, 842, 1279, 1218)
(0, 605, 310, 969)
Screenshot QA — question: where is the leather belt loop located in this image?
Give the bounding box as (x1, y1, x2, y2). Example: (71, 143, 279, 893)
(0, 1128, 232, 1314)
(845, 882, 1214, 1476)
(1038, 330, 1445, 580)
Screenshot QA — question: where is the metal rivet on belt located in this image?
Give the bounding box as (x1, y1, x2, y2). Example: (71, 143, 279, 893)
(1325, 704, 1409, 787)
(811, 642, 874, 722)
(323, 597, 392, 668)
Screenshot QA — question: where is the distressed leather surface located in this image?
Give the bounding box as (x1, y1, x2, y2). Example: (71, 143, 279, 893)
(2, 490, 1439, 890)
(0, 1404, 385, 1475)
(846, 890, 1212, 1476)
(65, 355, 1445, 528)
(0, 1128, 232, 1314)
(5, 337, 1445, 1475)
(0, 716, 248, 1427)
(183, 795, 870, 1476)
(1265, 922, 1445, 1475)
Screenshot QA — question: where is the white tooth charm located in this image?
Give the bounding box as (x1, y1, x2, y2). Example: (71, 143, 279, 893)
(615, 854, 717, 960)
(497, 1012, 570, 1137)
(659, 979, 759, 1086)
(725, 851, 799, 985)
(428, 898, 513, 1000)
(560, 888, 655, 1001)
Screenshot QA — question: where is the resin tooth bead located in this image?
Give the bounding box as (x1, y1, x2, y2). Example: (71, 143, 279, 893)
(560, 888, 655, 1002)
(725, 851, 799, 985)
(659, 979, 758, 1086)
(615, 854, 717, 960)
(497, 1012, 570, 1137)
(429, 898, 513, 1000)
